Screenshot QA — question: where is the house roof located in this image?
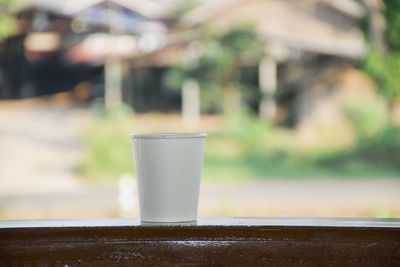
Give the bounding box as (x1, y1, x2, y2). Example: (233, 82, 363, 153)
(179, 0, 366, 59)
(64, 0, 166, 19)
(18, 0, 166, 19)
(319, 0, 365, 18)
(14, 0, 167, 35)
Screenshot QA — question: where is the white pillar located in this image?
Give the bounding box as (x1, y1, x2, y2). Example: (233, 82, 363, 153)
(258, 57, 277, 121)
(362, 0, 386, 53)
(182, 79, 200, 128)
(105, 59, 123, 108)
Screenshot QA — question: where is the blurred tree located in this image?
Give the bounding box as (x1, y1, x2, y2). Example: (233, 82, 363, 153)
(0, 0, 22, 41)
(384, 0, 400, 51)
(168, 0, 199, 27)
(362, 49, 400, 100)
(360, 0, 400, 100)
(164, 24, 263, 113)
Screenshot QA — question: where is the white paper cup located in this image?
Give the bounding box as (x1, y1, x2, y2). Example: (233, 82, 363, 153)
(130, 133, 207, 222)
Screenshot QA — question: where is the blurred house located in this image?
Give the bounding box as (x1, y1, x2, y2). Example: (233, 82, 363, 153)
(181, 0, 365, 58)
(0, 0, 378, 126)
(0, 0, 167, 101)
(132, 0, 372, 124)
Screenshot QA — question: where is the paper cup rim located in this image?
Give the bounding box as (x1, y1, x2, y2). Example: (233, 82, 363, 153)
(130, 133, 207, 139)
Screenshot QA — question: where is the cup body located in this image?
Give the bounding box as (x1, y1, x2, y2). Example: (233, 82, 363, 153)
(130, 133, 206, 222)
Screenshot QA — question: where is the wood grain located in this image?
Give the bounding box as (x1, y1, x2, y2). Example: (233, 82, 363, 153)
(1, 218, 399, 266)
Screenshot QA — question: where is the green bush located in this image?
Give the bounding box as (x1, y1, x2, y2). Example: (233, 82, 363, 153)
(362, 49, 400, 100)
(78, 105, 134, 181)
(202, 110, 331, 179)
(221, 108, 271, 146)
(343, 98, 390, 142)
(79, 106, 400, 181)
(316, 99, 400, 175)
(344, 99, 400, 167)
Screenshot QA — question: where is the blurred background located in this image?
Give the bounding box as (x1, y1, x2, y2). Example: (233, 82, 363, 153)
(0, 0, 399, 220)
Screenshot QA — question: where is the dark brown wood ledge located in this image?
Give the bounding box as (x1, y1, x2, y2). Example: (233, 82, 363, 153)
(1, 217, 400, 266)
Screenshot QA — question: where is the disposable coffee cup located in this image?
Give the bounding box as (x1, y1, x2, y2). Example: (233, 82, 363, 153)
(130, 133, 207, 223)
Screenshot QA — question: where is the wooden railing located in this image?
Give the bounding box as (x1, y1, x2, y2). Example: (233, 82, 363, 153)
(1, 217, 400, 266)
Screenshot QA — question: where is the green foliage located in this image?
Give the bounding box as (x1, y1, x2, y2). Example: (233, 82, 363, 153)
(163, 24, 263, 112)
(344, 98, 389, 142)
(217, 25, 258, 52)
(163, 67, 186, 90)
(221, 108, 271, 146)
(316, 99, 400, 174)
(78, 105, 135, 181)
(384, 0, 400, 51)
(344, 99, 400, 166)
(362, 48, 400, 99)
(0, 0, 23, 41)
(79, 105, 400, 182)
(204, 106, 400, 179)
(0, 14, 16, 41)
(168, 0, 199, 27)
(368, 206, 397, 218)
(79, 108, 400, 182)
(360, 0, 400, 100)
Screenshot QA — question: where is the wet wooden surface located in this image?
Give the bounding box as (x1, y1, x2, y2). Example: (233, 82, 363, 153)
(1, 217, 400, 266)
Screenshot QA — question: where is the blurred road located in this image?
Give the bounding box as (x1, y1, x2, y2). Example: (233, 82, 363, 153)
(1, 179, 399, 219)
(199, 179, 400, 217)
(0, 97, 91, 195)
(0, 98, 399, 219)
